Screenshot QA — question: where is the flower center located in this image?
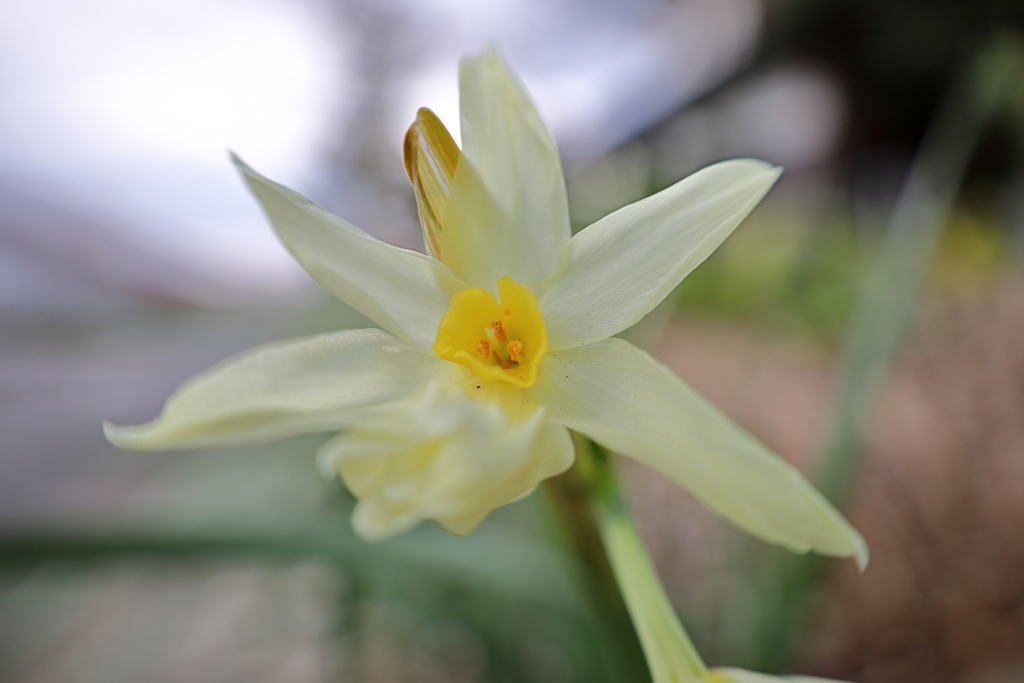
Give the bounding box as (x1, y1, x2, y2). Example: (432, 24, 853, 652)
(433, 276, 547, 387)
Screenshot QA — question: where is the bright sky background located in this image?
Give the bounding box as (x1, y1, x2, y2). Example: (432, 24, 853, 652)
(0, 0, 770, 304)
(0, 0, 347, 294)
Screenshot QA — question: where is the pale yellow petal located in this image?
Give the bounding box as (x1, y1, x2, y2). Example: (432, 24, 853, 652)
(318, 390, 573, 541)
(541, 159, 781, 351)
(104, 329, 456, 450)
(529, 338, 868, 567)
(441, 47, 570, 290)
(233, 154, 465, 349)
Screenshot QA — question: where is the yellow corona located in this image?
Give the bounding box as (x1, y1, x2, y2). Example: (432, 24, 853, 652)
(433, 276, 547, 387)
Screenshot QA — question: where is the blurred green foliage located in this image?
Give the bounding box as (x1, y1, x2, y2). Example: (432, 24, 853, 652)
(672, 211, 867, 340)
(0, 436, 632, 682)
(672, 205, 1014, 341)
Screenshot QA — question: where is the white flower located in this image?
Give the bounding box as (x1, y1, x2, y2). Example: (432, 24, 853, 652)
(104, 48, 866, 566)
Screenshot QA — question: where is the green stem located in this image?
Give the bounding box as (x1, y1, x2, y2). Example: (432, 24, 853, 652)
(547, 434, 711, 683)
(543, 435, 652, 681)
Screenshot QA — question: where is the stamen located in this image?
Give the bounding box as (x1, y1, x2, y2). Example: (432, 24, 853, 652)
(507, 340, 523, 363)
(431, 277, 546, 387)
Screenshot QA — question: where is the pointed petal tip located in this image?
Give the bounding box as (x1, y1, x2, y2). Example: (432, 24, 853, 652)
(807, 494, 868, 570)
(852, 531, 870, 572)
(458, 43, 518, 91)
(816, 512, 868, 571)
(102, 419, 128, 446)
(699, 158, 783, 189)
(229, 153, 262, 187)
(723, 157, 783, 179)
(229, 152, 256, 177)
(462, 42, 503, 67)
(815, 523, 868, 571)
(102, 419, 156, 451)
(480, 43, 503, 65)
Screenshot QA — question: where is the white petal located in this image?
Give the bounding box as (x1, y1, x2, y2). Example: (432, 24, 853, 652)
(711, 668, 853, 683)
(104, 329, 459, 450)
(541, 159, 781, 351)
(233, 154, 465, 349)
(440, 48, 570, 291)
(319, 390, 574, 541)
(529, 338, 868, 567)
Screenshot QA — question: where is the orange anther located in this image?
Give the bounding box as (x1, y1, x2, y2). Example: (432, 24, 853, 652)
(492, 320, 507, 342)
(507, 340, 523, 363)
(477, 339, 490, 357)
(504, 309, 511, 316)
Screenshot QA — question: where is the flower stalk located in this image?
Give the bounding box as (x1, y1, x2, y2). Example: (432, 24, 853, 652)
(542, 434, 651, 680)
(581, 437, 708, 683)
(555, 437, 854, 683)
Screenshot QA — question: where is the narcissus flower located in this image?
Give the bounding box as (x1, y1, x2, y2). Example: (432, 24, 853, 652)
(105, 49, 865, 565)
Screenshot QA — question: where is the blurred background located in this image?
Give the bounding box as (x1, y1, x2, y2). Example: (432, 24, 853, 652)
(2, 0, 1024, 681)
